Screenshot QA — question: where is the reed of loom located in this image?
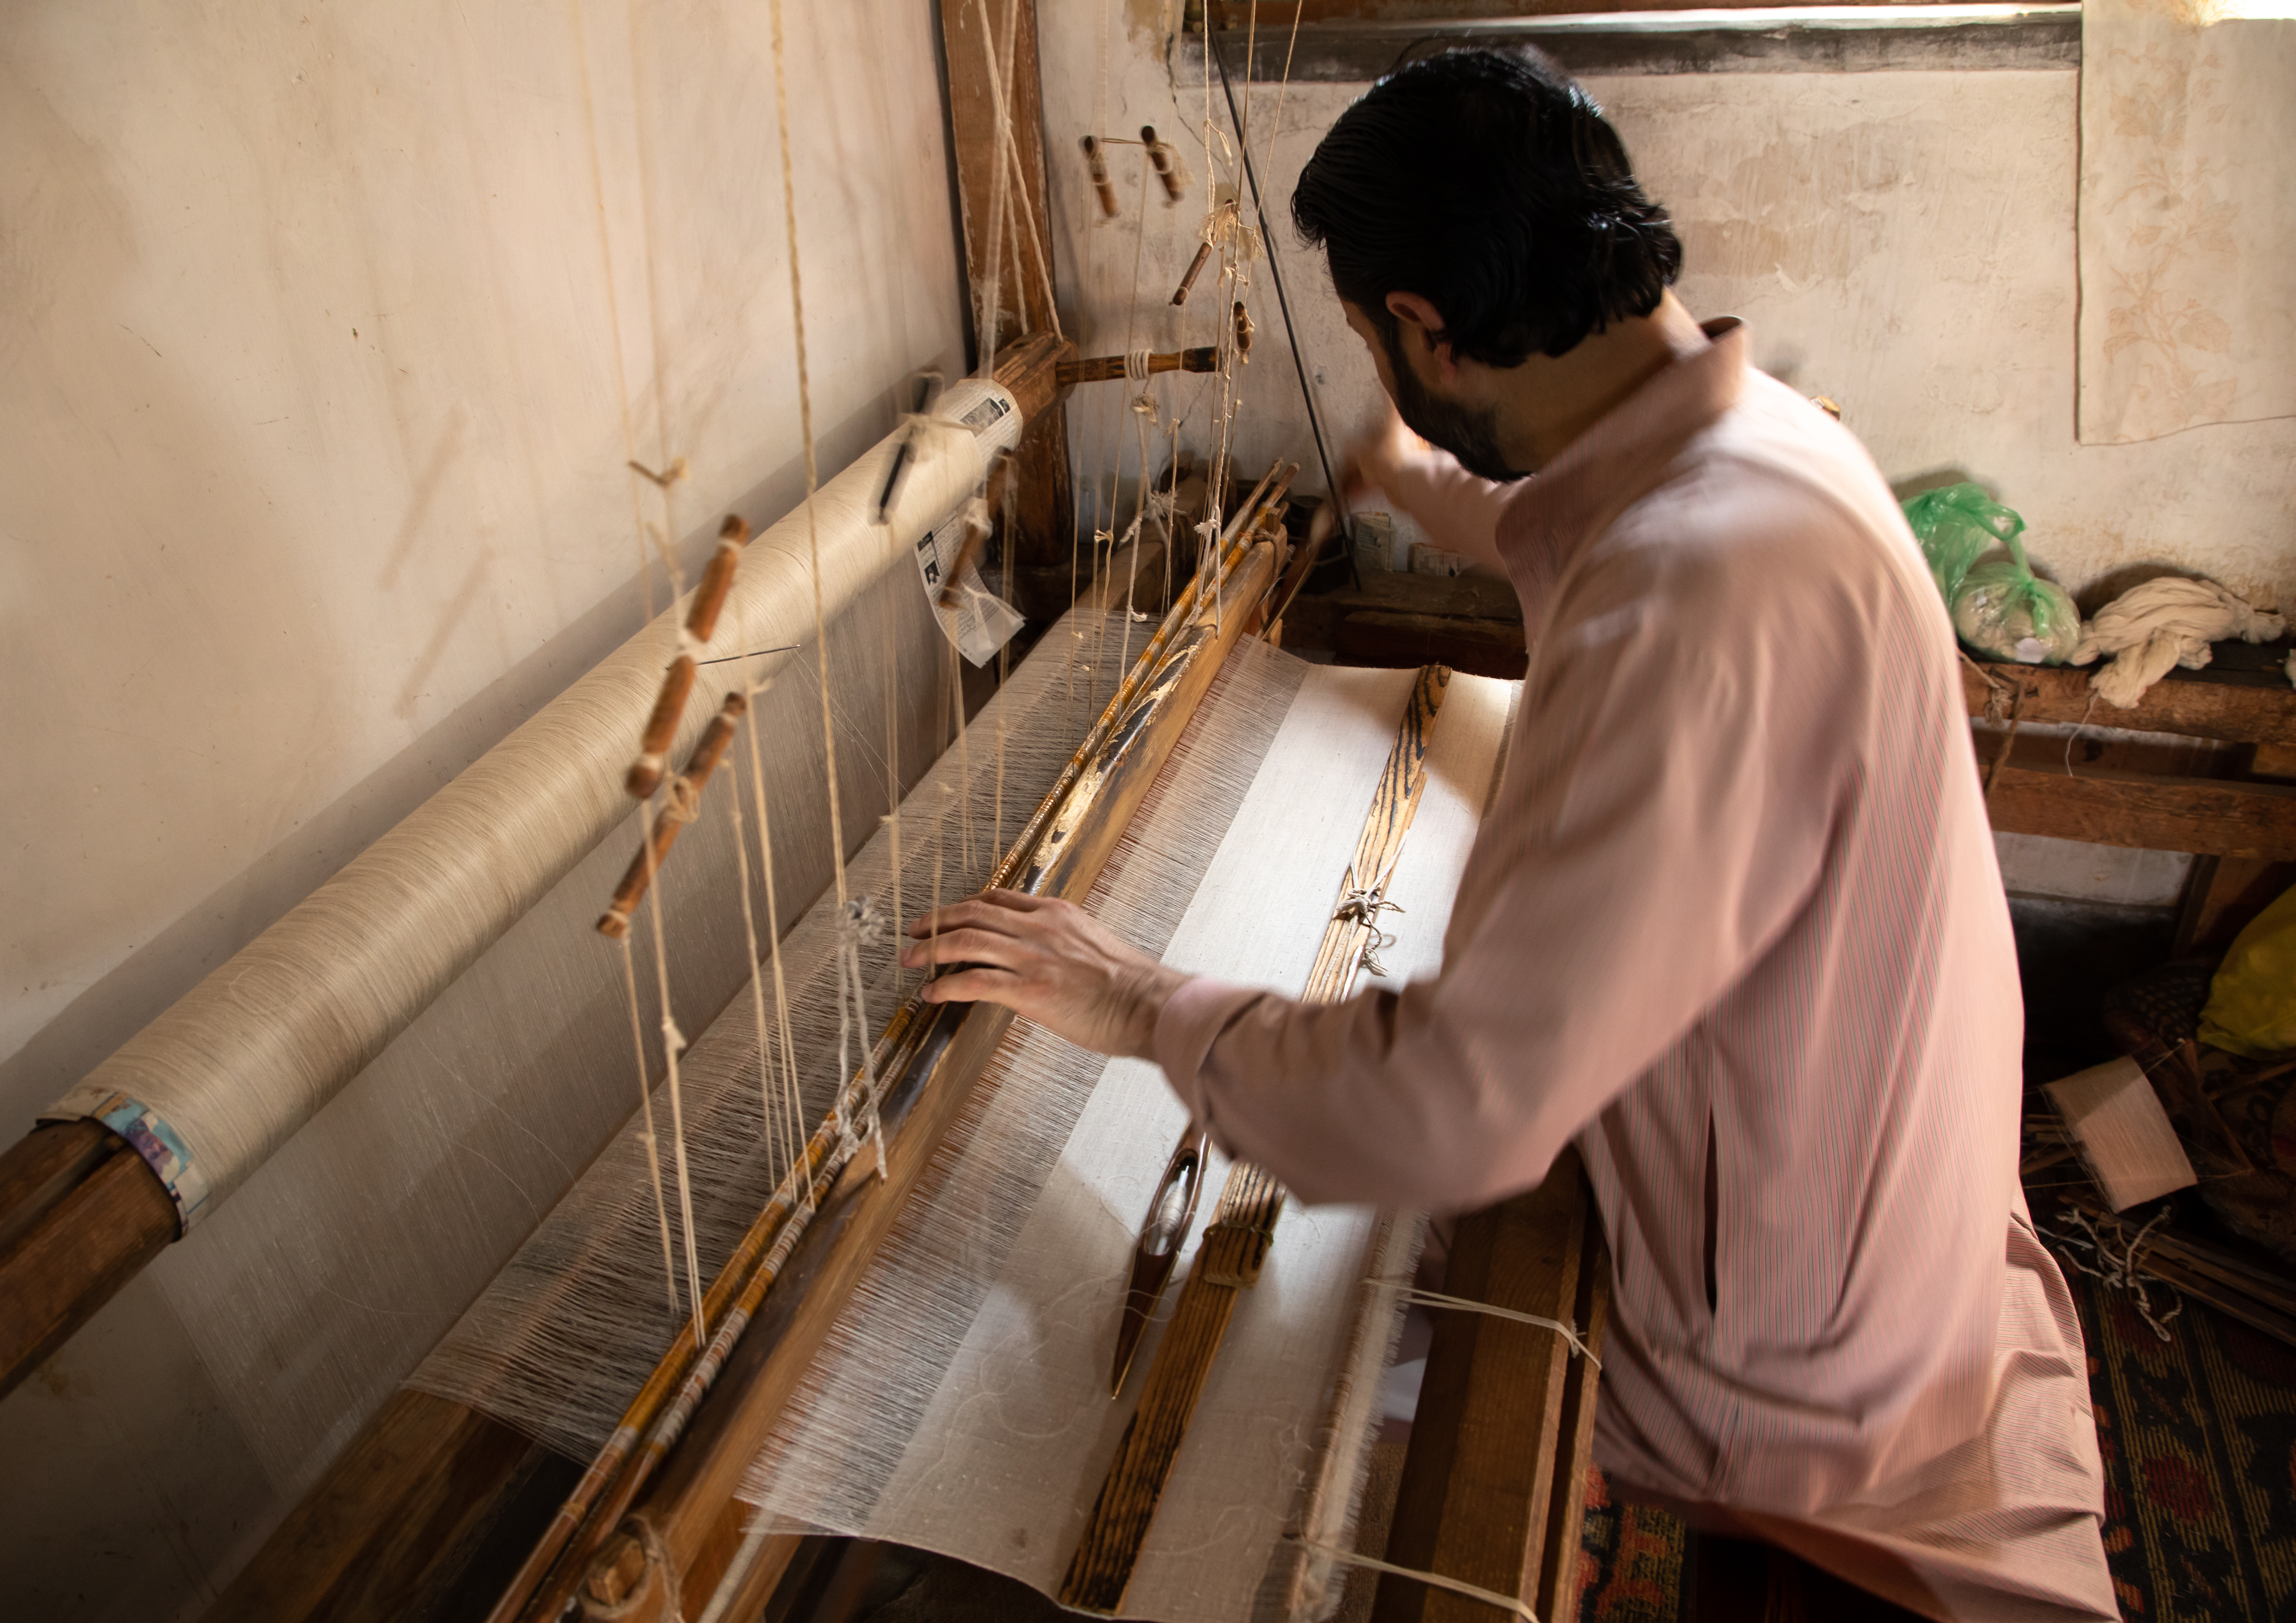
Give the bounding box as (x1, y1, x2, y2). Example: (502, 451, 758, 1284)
(1061, 662, 1451, 1614)
(553, 468, 1296, 1623)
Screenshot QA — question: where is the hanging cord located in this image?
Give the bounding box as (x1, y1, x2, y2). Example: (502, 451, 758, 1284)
(1207, 26, 1349, 552)
(972, 0, 1063, 342)
(724, 721, 804, 1203)
(1289, 1538, 1540, 1621)
(618, 935, 682, 1316)
(1363, 1277, 1602, 1367)
(638, 787, 709, 1354)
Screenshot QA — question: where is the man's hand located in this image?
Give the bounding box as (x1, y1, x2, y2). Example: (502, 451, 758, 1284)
(901, 890, 1186, 1061)
(1336, 400, 1432, 508)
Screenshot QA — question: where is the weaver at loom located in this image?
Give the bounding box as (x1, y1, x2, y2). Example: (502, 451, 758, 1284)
(909, 49, 2120, 1623)
(0, 10, 2113, 1623)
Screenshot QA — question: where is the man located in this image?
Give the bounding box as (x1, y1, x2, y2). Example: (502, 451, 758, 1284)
(904, 49, 2115, 1622)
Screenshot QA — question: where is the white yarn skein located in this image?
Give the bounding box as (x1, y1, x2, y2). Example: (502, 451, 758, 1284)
(2069, 575, 2287, 709)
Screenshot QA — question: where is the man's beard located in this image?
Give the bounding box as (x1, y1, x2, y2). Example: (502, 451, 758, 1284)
(1380, 325, 1526, 483)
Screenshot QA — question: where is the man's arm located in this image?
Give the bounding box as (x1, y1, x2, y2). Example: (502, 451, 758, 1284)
(1342, 405, 1514, 576)
(907, 497, 1861, 1208)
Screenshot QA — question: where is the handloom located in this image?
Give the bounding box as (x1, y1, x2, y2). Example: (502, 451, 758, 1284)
(0, 4, 1618, 1619)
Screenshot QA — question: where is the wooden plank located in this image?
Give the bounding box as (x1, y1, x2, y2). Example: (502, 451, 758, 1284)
(1373, 1152, 1594, 1623)
(205, 1391, 547, 1623)
(1962, 659, 2296, 748)
(1535, 1204, 1611, 1623)
(938, 0, 1075, 596)
(0, 1119, 117, 1261)
(0, 1131, 176, 1401)
(1985, 763, 2296, 860)
(1337, 610, 1528, 681)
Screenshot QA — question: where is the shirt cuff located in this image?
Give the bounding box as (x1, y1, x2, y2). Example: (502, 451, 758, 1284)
(1151, 975, 1262, 1133)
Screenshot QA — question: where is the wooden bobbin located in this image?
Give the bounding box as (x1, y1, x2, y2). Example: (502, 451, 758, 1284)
(687, 514, 751, 643)
(1082, 135, 1119, 219)
(1171, 239, 1214, 307)
(1142, 125, 1183, 204)
(624, 516, 750, 799)
(1057, 347, 1218, 387)
(626, 658, 697, 800)
(1064, 304, 1248, 386)
(599, 693, 749, 938)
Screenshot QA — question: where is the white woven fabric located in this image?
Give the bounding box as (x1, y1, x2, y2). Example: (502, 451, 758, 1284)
(751, 668, 1515, 1621)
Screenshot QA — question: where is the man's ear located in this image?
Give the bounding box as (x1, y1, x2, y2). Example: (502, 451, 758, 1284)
(1384, 291, 1455, 379)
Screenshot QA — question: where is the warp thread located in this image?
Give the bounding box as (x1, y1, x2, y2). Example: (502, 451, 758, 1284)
(1364, 1277, 1601, 1368)
(1291, 1537, 1540, 1621)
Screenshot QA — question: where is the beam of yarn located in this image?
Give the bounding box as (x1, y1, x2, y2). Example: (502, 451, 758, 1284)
(45, 398, 1011, 1222)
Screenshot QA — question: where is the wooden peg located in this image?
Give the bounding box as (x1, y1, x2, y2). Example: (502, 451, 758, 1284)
(686, 514, 750, 644)
(1056, 347, 1221, 388)
(1142, 125, 1183, 204)
(626, 656, 697, 800)
(626, 515, 749, 799)
(1082, 136, 1119, 219)
(1232, 299, 1253, 361)
(1171, 239, 1214, 307)
(599, 693, 749, 937)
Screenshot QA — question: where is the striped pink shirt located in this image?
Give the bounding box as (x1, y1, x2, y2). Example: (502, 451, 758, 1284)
(1154, 324, 2114, 1620)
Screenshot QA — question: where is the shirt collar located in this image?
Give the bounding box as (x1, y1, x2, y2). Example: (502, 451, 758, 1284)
(1498, 317, 1751, 590)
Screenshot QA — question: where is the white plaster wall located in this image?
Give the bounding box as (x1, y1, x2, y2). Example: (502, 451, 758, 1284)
(1038, 19, 2294, 613)
(0, 3, 961, 1617)
(0, 0, 964, 1117)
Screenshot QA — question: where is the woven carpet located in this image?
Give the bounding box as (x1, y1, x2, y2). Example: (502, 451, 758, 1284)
(1569, 1268, 2296, 1621)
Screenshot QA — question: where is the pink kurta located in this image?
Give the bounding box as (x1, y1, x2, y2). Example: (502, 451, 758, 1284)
(1153, 324, 2115, 1620)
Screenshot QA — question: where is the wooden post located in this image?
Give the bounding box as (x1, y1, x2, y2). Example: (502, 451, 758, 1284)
(1372, 1151, 1609, 1623)
(938, 0, 1076, 617)
(203, 1391, 558, 1623)
(0, 1120, 177, 1401)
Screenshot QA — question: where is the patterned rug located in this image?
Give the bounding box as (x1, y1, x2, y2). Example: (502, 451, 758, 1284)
(1570, 1270, 2296, 1621)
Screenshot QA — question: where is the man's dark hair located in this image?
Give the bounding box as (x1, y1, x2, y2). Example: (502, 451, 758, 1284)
(1292, 48, 1682, 365)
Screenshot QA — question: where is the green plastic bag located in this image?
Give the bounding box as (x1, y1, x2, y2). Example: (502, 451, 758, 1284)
(1951, 534, 2082, 665)
(1902, 483, 2025, 604)
(2200, 883, 2296, 1057)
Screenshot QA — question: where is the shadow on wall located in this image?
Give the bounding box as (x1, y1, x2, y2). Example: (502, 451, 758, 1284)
(0, 373, 917, 1148)
(0, 51, 365, 1089)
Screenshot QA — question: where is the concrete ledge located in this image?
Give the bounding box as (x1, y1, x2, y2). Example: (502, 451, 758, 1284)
(1187, 5, 2081, 79)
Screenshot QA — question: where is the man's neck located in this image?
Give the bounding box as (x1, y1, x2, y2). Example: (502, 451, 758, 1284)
(1487, 291, 1708, 472)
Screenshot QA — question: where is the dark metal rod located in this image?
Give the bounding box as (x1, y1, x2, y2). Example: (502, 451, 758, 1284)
(1206, 26, 1355, 582)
